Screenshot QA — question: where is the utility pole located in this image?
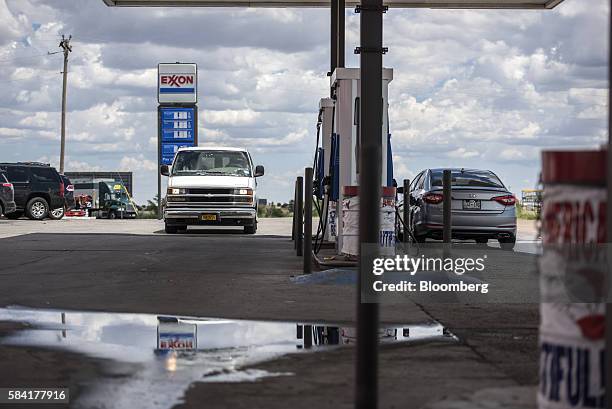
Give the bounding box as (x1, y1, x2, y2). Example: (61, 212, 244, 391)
(59, 35, 72, 173)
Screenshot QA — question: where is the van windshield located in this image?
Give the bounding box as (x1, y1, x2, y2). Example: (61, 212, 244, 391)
(172, 151, 252, 177)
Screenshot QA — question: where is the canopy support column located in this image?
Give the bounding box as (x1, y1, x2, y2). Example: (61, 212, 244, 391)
(356, 0, 383, 407)
(330, 0, 345, 73)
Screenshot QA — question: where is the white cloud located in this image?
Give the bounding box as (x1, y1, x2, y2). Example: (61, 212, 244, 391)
(447, 148, 480, 159)
(65, 160, 102, 172)
(203, 109, 261, 126)
(0, 0, 607, 204)
(0, 127, 26, 138)
(119, 155, 156, 172)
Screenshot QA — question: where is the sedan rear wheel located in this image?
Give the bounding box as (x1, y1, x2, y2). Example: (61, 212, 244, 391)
(413, 233, 426, 243)
(499, 237, 516, 251)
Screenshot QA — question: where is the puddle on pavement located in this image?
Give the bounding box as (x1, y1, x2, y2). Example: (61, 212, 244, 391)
(0, 306, 450, 409)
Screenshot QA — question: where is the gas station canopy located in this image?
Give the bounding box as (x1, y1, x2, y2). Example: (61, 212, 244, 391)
(103, 0, 563, 8)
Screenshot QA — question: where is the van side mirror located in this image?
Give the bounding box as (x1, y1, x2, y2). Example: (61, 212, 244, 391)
(160, 165, 169, 176)
(254, 165, 265, 177)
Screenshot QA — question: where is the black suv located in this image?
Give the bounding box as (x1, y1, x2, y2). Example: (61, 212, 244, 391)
(0, 163, 65, 220)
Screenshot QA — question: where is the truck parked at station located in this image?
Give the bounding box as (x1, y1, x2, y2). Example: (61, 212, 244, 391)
(160, 147, 264, 234)
(73, 179, 137, 219)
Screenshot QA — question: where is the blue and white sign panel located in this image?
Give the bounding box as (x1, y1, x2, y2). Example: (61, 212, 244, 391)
(158, 63, 197, 104)
(160, 107, 196, 165)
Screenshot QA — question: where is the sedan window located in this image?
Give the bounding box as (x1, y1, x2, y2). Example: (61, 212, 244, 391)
(430, 170, 504, 188)
(410, 172, 423, 191)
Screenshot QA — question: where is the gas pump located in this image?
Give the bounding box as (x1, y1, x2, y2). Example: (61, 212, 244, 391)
(312, 67, 394, 257)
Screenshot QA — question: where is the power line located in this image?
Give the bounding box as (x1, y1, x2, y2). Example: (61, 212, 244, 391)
(0, 52, 60, 65)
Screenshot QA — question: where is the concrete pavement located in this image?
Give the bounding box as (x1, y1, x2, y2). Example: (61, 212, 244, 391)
(0, 216, 538, 240)
(0, 216, 542, 408)
(0, 216, 297, 239)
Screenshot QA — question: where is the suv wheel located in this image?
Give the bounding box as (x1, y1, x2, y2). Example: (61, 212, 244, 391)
(49, 207, 65, 220)
(26, 197, 49, 220)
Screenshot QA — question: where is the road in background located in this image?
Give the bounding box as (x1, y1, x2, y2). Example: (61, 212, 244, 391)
(0, 217, 538, 241)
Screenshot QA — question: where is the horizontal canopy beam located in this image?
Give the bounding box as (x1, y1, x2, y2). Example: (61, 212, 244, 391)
(103, 0, 564, 9)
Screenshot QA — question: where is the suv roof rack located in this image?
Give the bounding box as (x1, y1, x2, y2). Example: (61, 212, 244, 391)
(0, 162, 52, 167)
(18, 162, 51, 166)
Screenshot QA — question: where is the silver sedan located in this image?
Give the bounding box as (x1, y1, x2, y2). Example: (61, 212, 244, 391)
(408, 168, 517, 250)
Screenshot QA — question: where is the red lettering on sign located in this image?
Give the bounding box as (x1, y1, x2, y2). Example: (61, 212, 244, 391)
(160, 75, 194, 87)
(543, 197, 606, 244)
(159, 338, 194, 349)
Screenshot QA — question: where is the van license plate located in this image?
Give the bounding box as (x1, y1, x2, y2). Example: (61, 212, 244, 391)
(462, 200, 481, 210)
(201, 214, 217, 221)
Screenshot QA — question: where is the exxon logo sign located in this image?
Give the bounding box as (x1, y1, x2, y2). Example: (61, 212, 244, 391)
(160, 74, 194, 87)
(158, 63, 197, 104)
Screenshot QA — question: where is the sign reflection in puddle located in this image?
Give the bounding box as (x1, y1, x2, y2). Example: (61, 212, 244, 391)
(0, 307, 449, 409)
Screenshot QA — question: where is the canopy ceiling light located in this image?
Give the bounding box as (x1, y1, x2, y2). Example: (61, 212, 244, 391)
(103, 0, 564, 8)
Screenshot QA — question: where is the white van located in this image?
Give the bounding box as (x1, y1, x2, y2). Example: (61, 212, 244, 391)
(160, 147, 264, 234)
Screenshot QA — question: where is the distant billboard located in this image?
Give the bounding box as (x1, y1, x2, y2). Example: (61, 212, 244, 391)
(158, 63, 197, 104)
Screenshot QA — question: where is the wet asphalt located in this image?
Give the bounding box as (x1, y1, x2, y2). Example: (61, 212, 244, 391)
(0, 218, 541, 408)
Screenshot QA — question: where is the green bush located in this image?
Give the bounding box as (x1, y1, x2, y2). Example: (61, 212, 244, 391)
(516, 203, 539, 220)
(270, 207, 285, 217)
(257, 204, 293, 218)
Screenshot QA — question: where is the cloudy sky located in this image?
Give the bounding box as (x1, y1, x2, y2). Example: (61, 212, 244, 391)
(0, 0, 607, 204)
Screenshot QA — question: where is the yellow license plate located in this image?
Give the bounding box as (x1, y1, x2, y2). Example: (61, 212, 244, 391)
(201, 214, 217, 221)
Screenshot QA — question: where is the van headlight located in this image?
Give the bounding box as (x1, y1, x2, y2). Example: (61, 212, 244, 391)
(168, 188, 186, 195)
(236, 188, 253, 195)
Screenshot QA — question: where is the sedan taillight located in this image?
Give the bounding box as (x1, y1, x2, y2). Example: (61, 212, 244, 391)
(423, 192, 444, 204)
(492, 195, 516, 206)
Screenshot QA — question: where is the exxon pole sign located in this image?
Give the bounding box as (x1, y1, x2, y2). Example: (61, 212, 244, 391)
(158, 63, 197, 104)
